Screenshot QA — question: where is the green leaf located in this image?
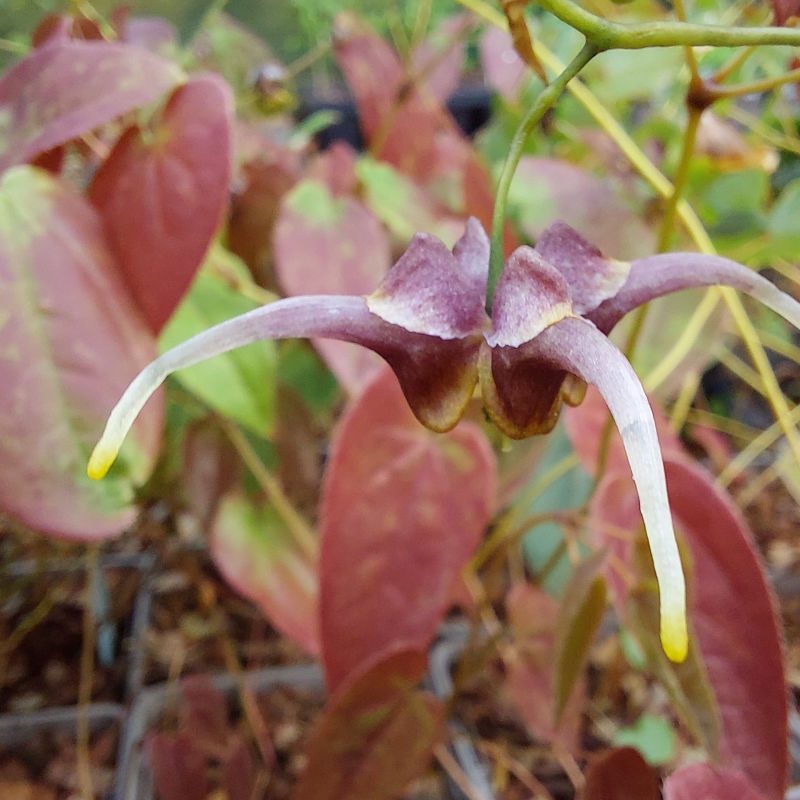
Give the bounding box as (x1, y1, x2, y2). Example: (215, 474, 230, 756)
(768, 177, 800, 252)
(159, 245, 277, 436)
(554, 550, 607, 720)
(277, 341, 340, 418)
(613, 714, 676, 766)
(521, 425, 592, 594)
(355, 157, 453, 244)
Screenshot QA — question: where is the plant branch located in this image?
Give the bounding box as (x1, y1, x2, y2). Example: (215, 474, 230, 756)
(712, 45, 755, 83)
(487, 41, 599, 309)
(537, 0, 800, 49)
(672, 0, 700, 80)
(703, 66, 800, 100)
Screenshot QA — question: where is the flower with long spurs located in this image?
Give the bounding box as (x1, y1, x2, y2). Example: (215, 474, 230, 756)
(88, 219, 800, 663)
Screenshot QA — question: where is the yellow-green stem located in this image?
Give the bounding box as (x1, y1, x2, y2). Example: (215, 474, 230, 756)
(706, 66, 800, 100)
(538, 0, 800, 49)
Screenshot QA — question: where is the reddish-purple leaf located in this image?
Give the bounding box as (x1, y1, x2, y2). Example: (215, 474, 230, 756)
(579, 747, 659, 800)
(662, 458, 787, 799)
(319, 367, 496, 691)
(664, 763, 769, 800)
(273, 179, 390, 393)
(512, 158, 654, 259)
(222, 736, 256, 800)
(410, 15, 469, 104)
(228, 150, 298, 282)
(149, 732, 209, 800)
(503, 582, 584, 751)
(0, 40, 183, 172)
(89, 74, 233, 333)
(211, 492, 320, 656)
(178, 675, 231, 758)
(306, 141, 358, 197)
(0, 166, 162, 539)
(770, 0, 800, 24)
(294, 646, 445, 800)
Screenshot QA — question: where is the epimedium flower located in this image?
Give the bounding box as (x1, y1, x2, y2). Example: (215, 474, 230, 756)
(88, 218, 800, 664)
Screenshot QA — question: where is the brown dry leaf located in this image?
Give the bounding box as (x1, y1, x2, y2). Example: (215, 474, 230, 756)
(501, 0, 548, 84)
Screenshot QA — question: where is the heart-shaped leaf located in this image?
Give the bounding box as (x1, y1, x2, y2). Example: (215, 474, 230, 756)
(0, 166, 162, 539)
(211, 492, 319, 656)
(579, 747, 659, 800)
(0, 39, 184, 173)
(661, 458, 787, 799)
(319, 367, 496, 691)
(273, 179, 389, 393)
(664, 763, 770, 800)
(294, 646, 445, 800)
(588, 454, 786, 796)
(333, 15, 514, 248)
(149, 733, 208, 800)
(89, 74, 233, 333)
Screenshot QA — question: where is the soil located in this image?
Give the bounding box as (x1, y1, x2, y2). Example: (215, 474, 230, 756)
(0, 716, 119, 800)
(0, 562, 142, 712)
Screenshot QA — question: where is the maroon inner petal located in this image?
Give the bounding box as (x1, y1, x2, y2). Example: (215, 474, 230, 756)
(479, 343, 566, 439)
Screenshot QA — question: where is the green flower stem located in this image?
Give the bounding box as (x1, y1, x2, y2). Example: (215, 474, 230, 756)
(487, 41, 599, 310)
(537, 0, 800, 49)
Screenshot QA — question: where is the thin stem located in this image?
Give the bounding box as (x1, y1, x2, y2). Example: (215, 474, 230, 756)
(487, 41, 599, 309)
(672, 0, 700, 80)
(712, 45, 755, 83)
(537, 0, 800, 49)
(705, 66, 800, 100)
(658, 107, 703, 253)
